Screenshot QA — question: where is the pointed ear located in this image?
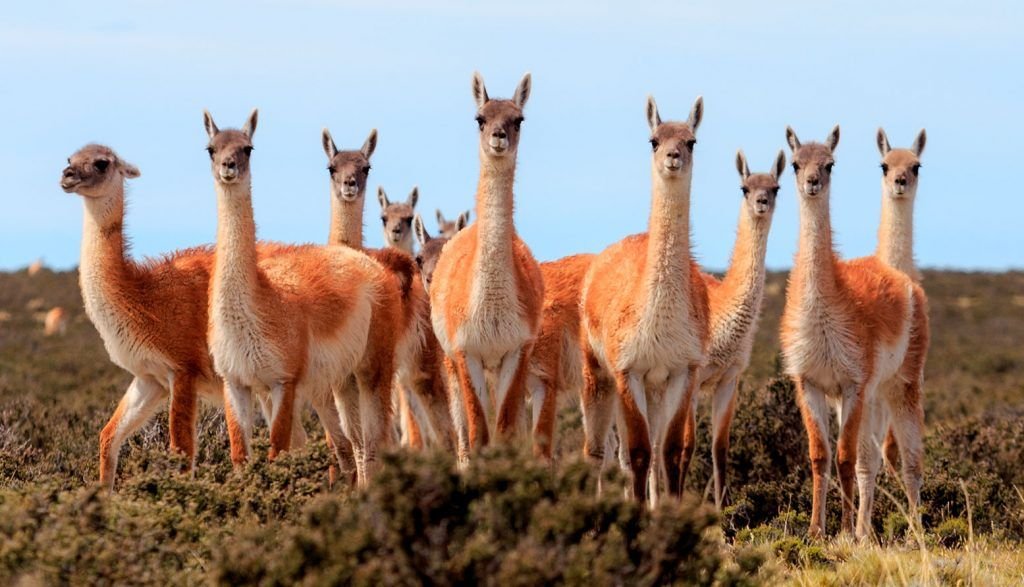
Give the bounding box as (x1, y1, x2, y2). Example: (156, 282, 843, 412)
(119, 160, 141, 179)
(361, 128, 378, 160)
(735, 150, 750, 180)
(321, 128, 338, 159)
(436, 208, 446, 226)
(407, 186, 419, 208)
(471, 71, 489, 109)
(785, 126, 801, 151)
(241, 108, 258, 139)
(513, 72, 531, 109)
(687, 95, 704, 133)
(826, 124, 840, 152)
(413, 214, 430, 246)
(457, 210, 470, 231)
(645, 95, 661, 133)
(912, 128, 927, 157)
(203, 110, 219, 140)
(772, 150, 786, 180)
(377, 186, 390, 209)
(876, 127, 891, 157)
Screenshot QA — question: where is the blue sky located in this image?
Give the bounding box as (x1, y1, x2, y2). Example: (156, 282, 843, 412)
(2, 0, 1021, 271)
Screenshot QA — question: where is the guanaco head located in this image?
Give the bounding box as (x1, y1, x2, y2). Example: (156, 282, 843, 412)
(378, 186, 418, 252)
(436, 208, 471, 238)
(877, 128, 925, 200)
(413, 212, 466, 292)
(472, 71, 531, 160)
(785, 125, 840, 199)
(203, 109, 257, 186)
(323, 128, 377, 203)
(736, 149, 785, 219)
(61, 144, 140, 198)
(646, 95, 703, 179)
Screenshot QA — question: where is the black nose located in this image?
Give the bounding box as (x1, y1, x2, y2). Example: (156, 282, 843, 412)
(757, 198, 769, 205)
(895, 176, 907, 186)
(493, 129, 507, 139)
(62, 168, 74, 178)
(667, 150, 680, 159)
(223, 161, 236, 170)
(345, 177, 357, 187)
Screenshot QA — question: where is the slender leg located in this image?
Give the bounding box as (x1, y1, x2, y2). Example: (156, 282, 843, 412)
(333, 375, 366, 482)
(397, 382, 424, 448)
(414, 362, 456, 452)
(98, 376, 167, 489)
(310, 391, 356, 487)
(168, 371, 198, 472)
(710, 372, 740, 509)
(617, 370, 653, 504)
(796, 377, 832, 538)
(581, 349, 615, 467)
(886, 378, 925, 517)
(453, 353, 488, 449)
(444, 357, 471, 466)
(856, 393, 887, 541)
(496, 345, 532, 441)
(663, 366, 698, 498)
(356, 359, 394, 487)
(267, 380, 297, 460)
(530, 373, 559, 460)
(836, 383, 865, 535)
(223, 379, 255, 467)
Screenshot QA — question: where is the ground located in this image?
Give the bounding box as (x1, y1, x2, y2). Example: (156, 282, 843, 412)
(1, 268, 1023, 585)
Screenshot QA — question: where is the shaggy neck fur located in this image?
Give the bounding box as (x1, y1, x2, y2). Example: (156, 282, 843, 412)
(212, 180, 261, 322)
(328, 195, 365, 249)
(472, 155, 517, 289)
(80, 183, 135, 315)
(876, 190, 916, 277)
(716, 209, 770, 333)
(643, 165, 694, 307)
(794, 190, 838, 298)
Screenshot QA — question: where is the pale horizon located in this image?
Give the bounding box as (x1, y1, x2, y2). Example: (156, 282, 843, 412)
(2, 0, 1021, 272)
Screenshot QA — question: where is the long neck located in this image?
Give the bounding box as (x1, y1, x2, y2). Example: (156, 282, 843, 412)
(643, 167, 694, 297)
(80, 186, 133, 301)
(794, 190, 837, 291)
(876, 190, 915, 276)
(213, 179, 260, 307)
(328, 194, 364, 248)
(474, 154, 517, 274)
(719, 210, 770, 307)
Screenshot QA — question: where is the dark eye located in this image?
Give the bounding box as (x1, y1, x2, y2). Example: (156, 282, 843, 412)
(94, 159, 110, 172)
(206, 147, 215, 159)
(415, 256, 423, 268)
(685, 139, 696, 151)
(381, 218, 387, 226)
(825, 163, 834, 173)
(242, 146, 253, 155)
(403, 218, 413, 227)
(650, 138, 659, 151)
(362, 165, 371, 175)
(771, 188, 780, 196)
(328, 165, 336, 175)
(880, 163, 889, 175)
(911, 164, 921, 176)
(476, 116, 485, 130)
(741, 186, 750, 195)
(513, 117, 523, 130)
(792, 162, 800, 173)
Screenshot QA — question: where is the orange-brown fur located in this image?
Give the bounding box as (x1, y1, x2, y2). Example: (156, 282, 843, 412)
(430, 73, 544, 462)
(874, 128, 929, 474)
(206, 111, 401, 487)
(780, 125, 929, 539)
(528, 253, 595, 459)
(321, 130, 456, 452)
(665, 150, 785, 508)
(581, 96, 710, 504)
